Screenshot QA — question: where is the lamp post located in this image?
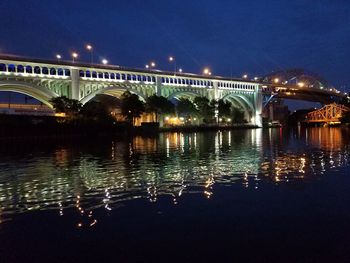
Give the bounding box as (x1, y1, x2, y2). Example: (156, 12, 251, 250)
(169, 56, 176, 75)
(56, 54, 61, 63)
(102, 59, 108, 65)
(86, 44, 93, 64)
(72, 52, 78, 63)
(145, 62, 156, 70)
(203, 68, 211, 76)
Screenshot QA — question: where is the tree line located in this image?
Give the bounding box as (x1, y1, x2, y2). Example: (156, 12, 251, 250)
(50, 91, 247, 126)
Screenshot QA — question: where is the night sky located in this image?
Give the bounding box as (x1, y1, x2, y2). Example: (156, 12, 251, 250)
(0, 0, 349, 106)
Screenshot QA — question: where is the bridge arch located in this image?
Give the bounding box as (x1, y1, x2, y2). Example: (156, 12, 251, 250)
(221, 93, 255, 122)
(0, 81, 58, 107)
(166, 90, 207, 101)
(80, 86, 147, 105)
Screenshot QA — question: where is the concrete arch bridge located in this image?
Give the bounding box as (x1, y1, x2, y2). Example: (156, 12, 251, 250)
(0, 55, 262, 126)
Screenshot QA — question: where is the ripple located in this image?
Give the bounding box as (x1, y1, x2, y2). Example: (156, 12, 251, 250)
(0, 128, 349, 221)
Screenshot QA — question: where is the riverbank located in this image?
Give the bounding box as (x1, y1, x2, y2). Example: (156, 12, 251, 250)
(0, 114, 259, 139)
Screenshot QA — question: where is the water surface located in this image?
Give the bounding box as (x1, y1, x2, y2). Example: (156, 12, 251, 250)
(0, 127, 349, 262)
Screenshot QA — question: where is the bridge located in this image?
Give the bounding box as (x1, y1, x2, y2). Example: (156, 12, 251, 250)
(0, 55, 346, 127)
(261, 69, 345, 106)
(304, 103, 350, 124)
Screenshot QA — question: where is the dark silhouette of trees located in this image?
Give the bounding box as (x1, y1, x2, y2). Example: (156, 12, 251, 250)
(50, 96, 82, 119)
(80, 100, 114, 124)
(145, 95, 175, 122)
(176, 98, 198, 119)
(194, 96, 215, 123)
(217, 99, 232, 118)
(231, 107, 246, 123)
(120, 91, 145, 125)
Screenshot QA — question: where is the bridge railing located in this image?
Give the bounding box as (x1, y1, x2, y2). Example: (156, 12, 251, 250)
(0, 57, 259, 92)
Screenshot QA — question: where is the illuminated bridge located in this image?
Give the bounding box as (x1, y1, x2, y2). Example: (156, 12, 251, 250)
(0, 55, 346, 127)
(261, 69, 345, 106)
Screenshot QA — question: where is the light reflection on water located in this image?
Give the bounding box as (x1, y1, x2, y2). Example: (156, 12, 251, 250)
(0, 127, 349, 225)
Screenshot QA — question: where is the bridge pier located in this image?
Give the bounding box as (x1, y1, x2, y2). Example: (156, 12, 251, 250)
(253, 86, 263, 127)
(70, 68, 80, 100)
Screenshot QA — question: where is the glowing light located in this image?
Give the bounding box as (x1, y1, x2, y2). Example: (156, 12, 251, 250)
(102, 59, 108, 65)
(86, 44, 93, 51)
(72, 52, 78, 62)
(242, 74, 248, 79)
(179, 117, 184, 121)
(56, 54, 61, 60)
(203, 68, 210, 75)
(165, 116, 170, 121)
(151, 62, 156, 67)
(169, 56, 174, 62)
(145, 64, 149, 69)
(297, 82, 305, 87)
(274, 78, 279, 83)
(227, 118, 231, 122)
(178, 68, 183, 73)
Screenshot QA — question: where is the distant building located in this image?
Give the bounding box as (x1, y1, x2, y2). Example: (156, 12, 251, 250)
(263, 99, 289, 124)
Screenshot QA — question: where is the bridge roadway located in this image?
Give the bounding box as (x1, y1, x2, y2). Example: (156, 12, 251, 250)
(0, 54, 346, 127)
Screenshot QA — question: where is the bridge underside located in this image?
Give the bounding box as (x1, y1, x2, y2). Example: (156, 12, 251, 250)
(271, 91, 341, 104)
(0, 81, 58, 107)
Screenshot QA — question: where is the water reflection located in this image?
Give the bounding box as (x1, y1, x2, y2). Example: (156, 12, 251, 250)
(0, 127, 349, 225)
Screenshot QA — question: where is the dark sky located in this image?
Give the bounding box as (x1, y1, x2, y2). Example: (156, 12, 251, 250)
(1, 0, 349, 93)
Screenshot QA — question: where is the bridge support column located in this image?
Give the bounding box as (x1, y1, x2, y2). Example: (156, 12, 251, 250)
(70, 68, 80, 100)
(269, 103, 274, 120)
(155, 76, 162, 96)
(212, 81, 219, 123)
(253, 85, 263, 127)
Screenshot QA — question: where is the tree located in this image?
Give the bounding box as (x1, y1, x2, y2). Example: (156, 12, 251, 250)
(50, 96, 82, 118)
(217, 99, 232, 118)
(80, 100, 114, 124)
(231, 107, 246, 123)
(176, 98, 198, 118)
(145, 95, 175, 122)
(120, 91, 145, 125)
(194, 96, 215, 123)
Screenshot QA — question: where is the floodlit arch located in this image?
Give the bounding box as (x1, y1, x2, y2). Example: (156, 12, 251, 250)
(0, 81, 57, 107)
(167, 90, 203, 101)
(222, 93, 255, 121)
(80, 86, 146, 105)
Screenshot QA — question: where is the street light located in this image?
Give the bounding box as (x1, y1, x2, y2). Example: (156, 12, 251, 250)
(169, 56, 177, 75)
(72, 52, 78, 62)
(203, 68, 211, 75)
(102, 59, 108, 65)
(274, 78, 279, 83)
(178, 68, 183, 73)
(145, 62, 156, 69)
(86, 44, 93, 64)
(56, 54, 61, 62)
(242, 74, 248, 79)
(297, 82, 305, 88)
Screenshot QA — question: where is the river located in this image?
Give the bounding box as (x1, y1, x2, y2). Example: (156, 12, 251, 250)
(0, 127, 349, 262)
